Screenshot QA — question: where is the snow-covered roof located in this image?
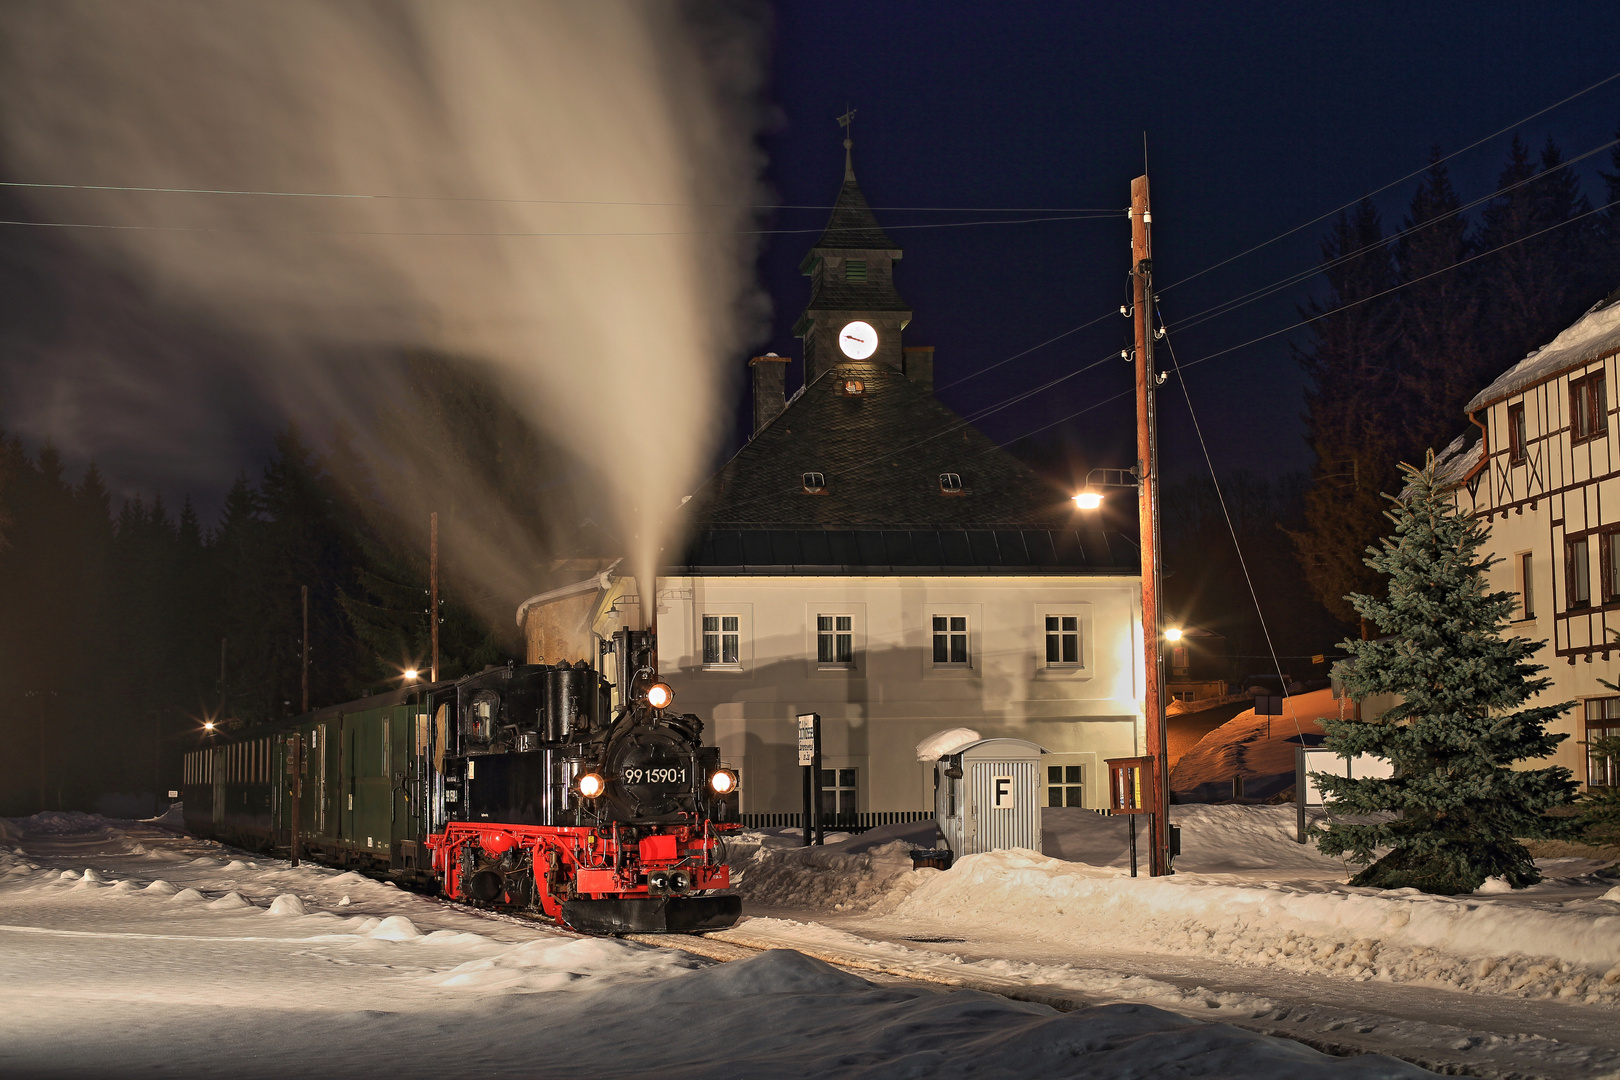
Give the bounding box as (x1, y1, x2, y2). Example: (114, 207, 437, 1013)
(1465, 289, 1620, 411)
(1431, 432, 1481, 490)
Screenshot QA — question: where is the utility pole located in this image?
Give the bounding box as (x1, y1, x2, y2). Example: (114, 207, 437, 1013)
(430, 511, 440, 683)
(219, 637, 227, 717)
(301, 585, 310, 714)
(1131, 173, 1170, 877)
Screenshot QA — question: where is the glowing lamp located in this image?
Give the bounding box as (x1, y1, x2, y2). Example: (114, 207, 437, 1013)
(1073, 491, 1103, 510)
(577, 772, 605, 799)
(709, 769, 736, 795)
(1165, 627, 1183, 642)
(645, 683, 673, 709)
(403, 669, 419, 681)
(203, 720, 216, 732)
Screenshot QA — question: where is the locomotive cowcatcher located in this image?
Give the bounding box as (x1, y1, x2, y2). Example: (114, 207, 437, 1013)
(426, 628, 741, 933)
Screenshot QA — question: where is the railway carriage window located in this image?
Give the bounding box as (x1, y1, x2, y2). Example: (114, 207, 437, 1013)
(702, 615, 739, 666)
(932, 615, 969, 665)
(817, 615, 854, 666)
(469, 692, 499, 742)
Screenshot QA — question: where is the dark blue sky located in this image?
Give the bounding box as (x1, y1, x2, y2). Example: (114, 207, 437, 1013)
(734, 1, 1620, 489)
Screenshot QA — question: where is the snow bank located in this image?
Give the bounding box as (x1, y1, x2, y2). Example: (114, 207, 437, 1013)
(733, 838, 937, 914)
(1044, 805, 1352, 875)
(891, 847, 1620, 1004)
(1170, 688, 1337, 802)
(915, 727, 980, 762)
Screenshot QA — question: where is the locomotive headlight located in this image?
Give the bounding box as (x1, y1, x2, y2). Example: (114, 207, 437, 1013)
(645, 683, 674, 709)
(709, 769, 736, 795)
(576, 772, 605, 799)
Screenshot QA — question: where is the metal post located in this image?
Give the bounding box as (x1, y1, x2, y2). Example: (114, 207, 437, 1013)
(813, 720, 824, 846)
(289, 734, 302, 868)
(301, 585, 309, 714)
(802, 764, 812, 848)
(1128, 814, 1138, 877)
(1131, 174, 1171, 877)
(430, 512, 440, 684)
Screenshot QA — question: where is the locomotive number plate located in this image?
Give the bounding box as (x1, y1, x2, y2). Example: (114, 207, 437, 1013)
(622, 766, 688, 785)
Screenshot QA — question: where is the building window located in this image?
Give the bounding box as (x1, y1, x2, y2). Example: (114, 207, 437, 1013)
(939, 472, 963, 494)
(702, 615, 739, 666)
(845, 259, 867, 283)
(1571, 371, 1607, 443)
(1519, 551, 1535, 619)
(817, 615, 854, 666)
(1568, 536, 1592, 609)
(802, 471, 825, 493)
(819, 767, 858, 818)
(840, 378, 865, 396)
(1045, 615, 1079, 665)
(1508, 402, 1527, 463)
(1170, 645, 1189, 676)
(1047, 764, 1084, 807)
(1586, 698, 1620, 787)
(933, 615, 969, 665)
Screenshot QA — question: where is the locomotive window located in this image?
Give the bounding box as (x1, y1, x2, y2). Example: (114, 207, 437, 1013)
(470, 693, 499, 740)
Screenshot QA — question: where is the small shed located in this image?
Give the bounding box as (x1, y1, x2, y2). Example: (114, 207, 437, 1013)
(930, 738, 1047, 857)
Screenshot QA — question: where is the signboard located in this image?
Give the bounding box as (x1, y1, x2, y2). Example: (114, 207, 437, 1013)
(1299, 747, 1394, 806)
(797, 713, 818, 766)
(991, 775, 1015, 809)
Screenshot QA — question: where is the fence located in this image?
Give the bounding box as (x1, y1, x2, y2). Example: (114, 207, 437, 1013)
(737, 810, 933, 834)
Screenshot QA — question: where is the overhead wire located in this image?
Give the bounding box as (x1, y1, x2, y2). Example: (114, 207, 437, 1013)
(1157, 66, 1620, 295)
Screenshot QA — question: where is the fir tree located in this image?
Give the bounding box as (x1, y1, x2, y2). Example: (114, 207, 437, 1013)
(1314, 452, 1577, 893)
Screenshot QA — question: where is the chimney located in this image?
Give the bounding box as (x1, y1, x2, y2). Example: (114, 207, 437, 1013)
(902, 345, 934, 393)
(750, 354, 789, 436)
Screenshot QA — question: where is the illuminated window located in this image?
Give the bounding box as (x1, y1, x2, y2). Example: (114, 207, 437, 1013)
(932, 615, 969, 665)
(703, 615, 739, 666)
(840, 379, 865, 396)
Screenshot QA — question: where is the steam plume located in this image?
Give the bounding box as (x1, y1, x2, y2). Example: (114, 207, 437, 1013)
(0, 1, 770, 622)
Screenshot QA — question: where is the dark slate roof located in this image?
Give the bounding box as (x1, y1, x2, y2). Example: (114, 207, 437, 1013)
(805, 277, 911, 314)
(677, 361, 1137, 573)
(673, 527, 1133, 575)
(809, 169, 898, 253)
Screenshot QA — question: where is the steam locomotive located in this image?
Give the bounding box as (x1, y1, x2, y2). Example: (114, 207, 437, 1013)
(181, 628, 742, 934)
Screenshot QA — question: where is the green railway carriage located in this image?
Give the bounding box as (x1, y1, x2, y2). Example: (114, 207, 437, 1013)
(181, 685, 440, 879)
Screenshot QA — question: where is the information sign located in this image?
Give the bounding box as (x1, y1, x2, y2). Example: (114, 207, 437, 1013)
(797, 713, 818, 767)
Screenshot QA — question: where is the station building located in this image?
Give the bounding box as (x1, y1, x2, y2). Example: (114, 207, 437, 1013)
(519, 149, 1147, 816)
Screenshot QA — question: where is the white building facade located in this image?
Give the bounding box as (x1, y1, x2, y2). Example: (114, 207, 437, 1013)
(1440, 292, 1620, 788)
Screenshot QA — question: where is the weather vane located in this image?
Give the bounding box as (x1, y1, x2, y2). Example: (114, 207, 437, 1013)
(837, 105, 856, 149)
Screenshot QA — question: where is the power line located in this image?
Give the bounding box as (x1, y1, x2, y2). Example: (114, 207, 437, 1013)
(0, 178, 1118, 214)
(1159, 67, 1620, 295)
(0, 212, 1116, 240)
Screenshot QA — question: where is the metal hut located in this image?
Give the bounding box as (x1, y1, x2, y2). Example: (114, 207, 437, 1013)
(931, 737, 1047, 857)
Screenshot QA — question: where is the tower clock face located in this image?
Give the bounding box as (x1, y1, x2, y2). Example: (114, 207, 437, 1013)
(838, 320, 878, 360)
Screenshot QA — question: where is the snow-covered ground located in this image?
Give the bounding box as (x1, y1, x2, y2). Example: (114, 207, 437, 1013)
(3, 806, 1617, 1078)
(0, 809, 1446, 1079)
(725, 805, 1620, 1078)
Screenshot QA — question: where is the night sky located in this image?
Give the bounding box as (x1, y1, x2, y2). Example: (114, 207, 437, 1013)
(5, 2, 1620, 511)
(743, 1, 1620, 491)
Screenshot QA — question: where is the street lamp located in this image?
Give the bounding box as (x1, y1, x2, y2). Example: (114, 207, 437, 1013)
(1073, 491, 1103, 510)
(203, 720, 216, 732)
(1165, 627, 1183, 642)
(403, 668, 419, 681)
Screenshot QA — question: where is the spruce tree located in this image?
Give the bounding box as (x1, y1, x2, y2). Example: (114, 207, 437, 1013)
(1314, 452, 1577, 893)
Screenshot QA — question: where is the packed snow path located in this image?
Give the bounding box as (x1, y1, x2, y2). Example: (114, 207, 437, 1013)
(0, 812, 1434, 1080)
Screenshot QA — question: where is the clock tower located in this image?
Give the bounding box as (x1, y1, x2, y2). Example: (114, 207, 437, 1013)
(792, 138, 914, 384)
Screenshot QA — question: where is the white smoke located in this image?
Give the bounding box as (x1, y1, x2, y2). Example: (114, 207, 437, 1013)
(0, 1, 770, 612)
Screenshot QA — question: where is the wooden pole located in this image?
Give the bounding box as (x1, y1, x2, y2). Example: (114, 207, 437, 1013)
(300, 585, 309, 714)
(430, 512, 440, 683)
(1131, 174, 1171, 877)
